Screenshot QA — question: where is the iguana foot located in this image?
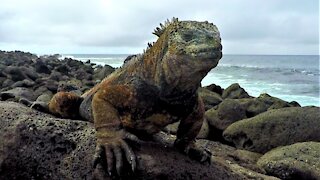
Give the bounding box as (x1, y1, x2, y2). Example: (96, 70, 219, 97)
(30, 101, 50, 113)
(93, 130, 142, 178)
(174, 140, 211, 164)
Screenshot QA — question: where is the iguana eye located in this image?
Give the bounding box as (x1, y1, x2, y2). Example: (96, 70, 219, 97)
(182, 33, 193, 42)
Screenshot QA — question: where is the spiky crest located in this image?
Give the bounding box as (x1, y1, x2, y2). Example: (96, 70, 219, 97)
(152, 17, 179, 37)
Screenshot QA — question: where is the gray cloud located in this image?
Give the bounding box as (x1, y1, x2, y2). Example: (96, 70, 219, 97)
(0, 0, 318, 54)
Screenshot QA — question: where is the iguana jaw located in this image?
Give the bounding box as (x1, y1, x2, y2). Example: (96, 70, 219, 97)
(185, 45, 222, 60)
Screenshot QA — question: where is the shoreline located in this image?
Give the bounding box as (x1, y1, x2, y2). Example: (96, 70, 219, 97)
(0, 50, 318, 107)
(0, 50, 319, 179)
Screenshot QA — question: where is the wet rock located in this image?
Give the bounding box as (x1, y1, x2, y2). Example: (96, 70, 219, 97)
(57, 83, 82, 96)
(257, 93, 300, 110)
(44, 80, 59, 93)
(74, 69, 92, 80)
(1, 79, 14, 89)
(206, 99, 247, 131)
(257, 142, 320, 180)
(222, 83, 251, 99)
(206, 94, 302, 137)
(0, 77, 6, 87)
(0, 102, 95, 180)
(0, 87, 37, 101)
(34, 86, 51, 98)
(34, 59, 51, 74)
(83, 65, 94, 74)
(55, 64, 69, 75)
(4, 66, 27, 81)
(93, 65, 115, 81)
(0, 51, 108, 102)
(57, 83, 80, 92)
(237, 94, 298, 118)
(164, 118, 210, 139)
(11, 79, 35, 88)
(289, 101, 301, 107)
(197, 118, 210, 139)
(195, 140, 277, 179)
(49, 71, 63, 81)
(0, 68, 6, 77)
(198, 88, 223, 110)
(204, 83, 224, 95)
(0, 102, 279, 180)
(36, 92, 53, 103)
(20, 67, 39, 81)
(223, 106, 320, 153)
(66, 58, 84, 69)
(163, 121, 180, 135)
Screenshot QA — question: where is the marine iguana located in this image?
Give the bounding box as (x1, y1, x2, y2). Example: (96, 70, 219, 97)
(47, 18, 222, 177)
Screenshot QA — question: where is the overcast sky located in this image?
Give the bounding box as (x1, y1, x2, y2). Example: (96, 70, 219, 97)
(0, 0, 318, 55)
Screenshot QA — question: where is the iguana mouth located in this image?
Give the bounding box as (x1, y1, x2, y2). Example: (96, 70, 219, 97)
(187, 46, 222, 59)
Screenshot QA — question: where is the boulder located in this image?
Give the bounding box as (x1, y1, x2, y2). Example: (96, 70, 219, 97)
(206, 99, 247, 131)
(20, 67, 39, 81)
(55, 64, 69, 75)
(256, 93, 300, 110)
(11, 79, 35, 88)
(66, 58, 84, 69)
(239, 93, 299, 118)
(0, 102, 279, 180)
(74, 69, 92, 80)
(93, 65, 115, 81)
(44, 80, 59, 93)
(35, 92, 53, 103)
(34, 86, 51, 98)
(0, 77, 6, 88)
(159, 118, 210, 139)
(223, 107, 320, 153)
(221, 83, 251, 99)
(204, 83, 224, 95)
(197, 118, 210, 139)
(0, 102, 95, 180)
(206, 94, 303, 137)
(1, 79, 14, 90)
(257, 142, 320, 180)
(34, 59, 51, 74)
(57, 83, 80, 92)
(195, 140, 278, 179)
(198, 88, 223, 110)
(49, 71, 63, 81)
(0, 87, 37, 101)
(4, 66, 27, 81)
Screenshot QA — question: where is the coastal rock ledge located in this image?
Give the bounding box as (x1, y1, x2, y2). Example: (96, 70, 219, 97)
(0, 102, 279, 180)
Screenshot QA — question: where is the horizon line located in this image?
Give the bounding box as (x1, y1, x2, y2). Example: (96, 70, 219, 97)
(59, 53, 320, 56)
(1, 50, 319, 56)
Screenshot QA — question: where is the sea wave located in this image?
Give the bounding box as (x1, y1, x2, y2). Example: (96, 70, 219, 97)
(58, 55, 75, 60)
(217, 64, 320, 77)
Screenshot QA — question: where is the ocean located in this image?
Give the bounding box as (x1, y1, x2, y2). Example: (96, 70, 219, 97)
(62, 54, 320, 107)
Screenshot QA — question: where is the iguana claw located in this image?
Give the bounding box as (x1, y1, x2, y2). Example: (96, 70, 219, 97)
(174, 140, 212, 164)
(93, 130, 140, 177)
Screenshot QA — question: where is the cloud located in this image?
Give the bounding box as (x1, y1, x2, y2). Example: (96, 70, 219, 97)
(0, 0, 318, 54)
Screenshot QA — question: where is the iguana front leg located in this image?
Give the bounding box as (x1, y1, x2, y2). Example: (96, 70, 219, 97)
(174, 97, 211, 163)
(92, 86, 140, 177)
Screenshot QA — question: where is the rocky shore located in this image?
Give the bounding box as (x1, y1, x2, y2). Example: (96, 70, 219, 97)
(0, 51, 319, 180)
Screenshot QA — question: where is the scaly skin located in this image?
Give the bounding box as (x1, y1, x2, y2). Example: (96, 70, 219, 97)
(47, 18, 222, 177)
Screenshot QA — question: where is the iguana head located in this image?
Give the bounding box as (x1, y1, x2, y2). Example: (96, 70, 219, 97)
(146, 18, 222, 95)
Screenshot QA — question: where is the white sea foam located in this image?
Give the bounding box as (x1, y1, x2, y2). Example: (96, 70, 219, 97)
(63, 54, 319, 107)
